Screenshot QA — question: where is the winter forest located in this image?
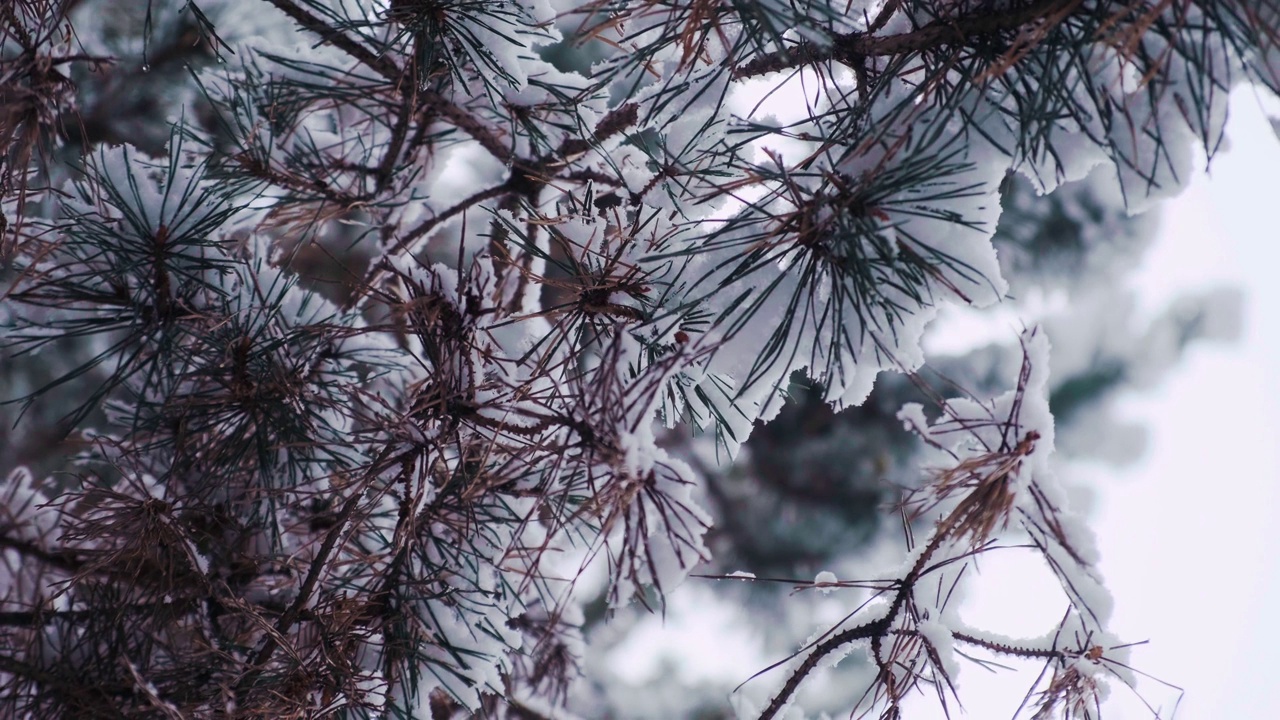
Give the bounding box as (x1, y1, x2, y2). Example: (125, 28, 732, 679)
(2, 0, 1277, 718)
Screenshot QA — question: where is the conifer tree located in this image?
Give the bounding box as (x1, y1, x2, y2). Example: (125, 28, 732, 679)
(2, 1, 1276, 718)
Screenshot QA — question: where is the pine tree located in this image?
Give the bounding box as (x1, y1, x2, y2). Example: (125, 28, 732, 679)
(2, 1, 1275, 718)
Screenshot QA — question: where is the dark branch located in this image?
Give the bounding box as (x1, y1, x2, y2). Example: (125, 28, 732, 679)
(734, 0, 1086, 79)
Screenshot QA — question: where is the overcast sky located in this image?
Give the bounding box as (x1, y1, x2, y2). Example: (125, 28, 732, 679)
(1095, 86, 1280, 719)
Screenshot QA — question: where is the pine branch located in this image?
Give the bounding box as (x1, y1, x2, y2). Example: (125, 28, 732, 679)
(262, 0, 512, 162)
(734, 0, 1087, 79)
(261, 0, 399, 79)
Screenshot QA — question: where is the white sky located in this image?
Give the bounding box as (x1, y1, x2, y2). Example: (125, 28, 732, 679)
(1094, 86, 1280, 719)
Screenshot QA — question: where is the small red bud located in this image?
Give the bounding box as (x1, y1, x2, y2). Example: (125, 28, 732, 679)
(674, 331, 689, 344)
